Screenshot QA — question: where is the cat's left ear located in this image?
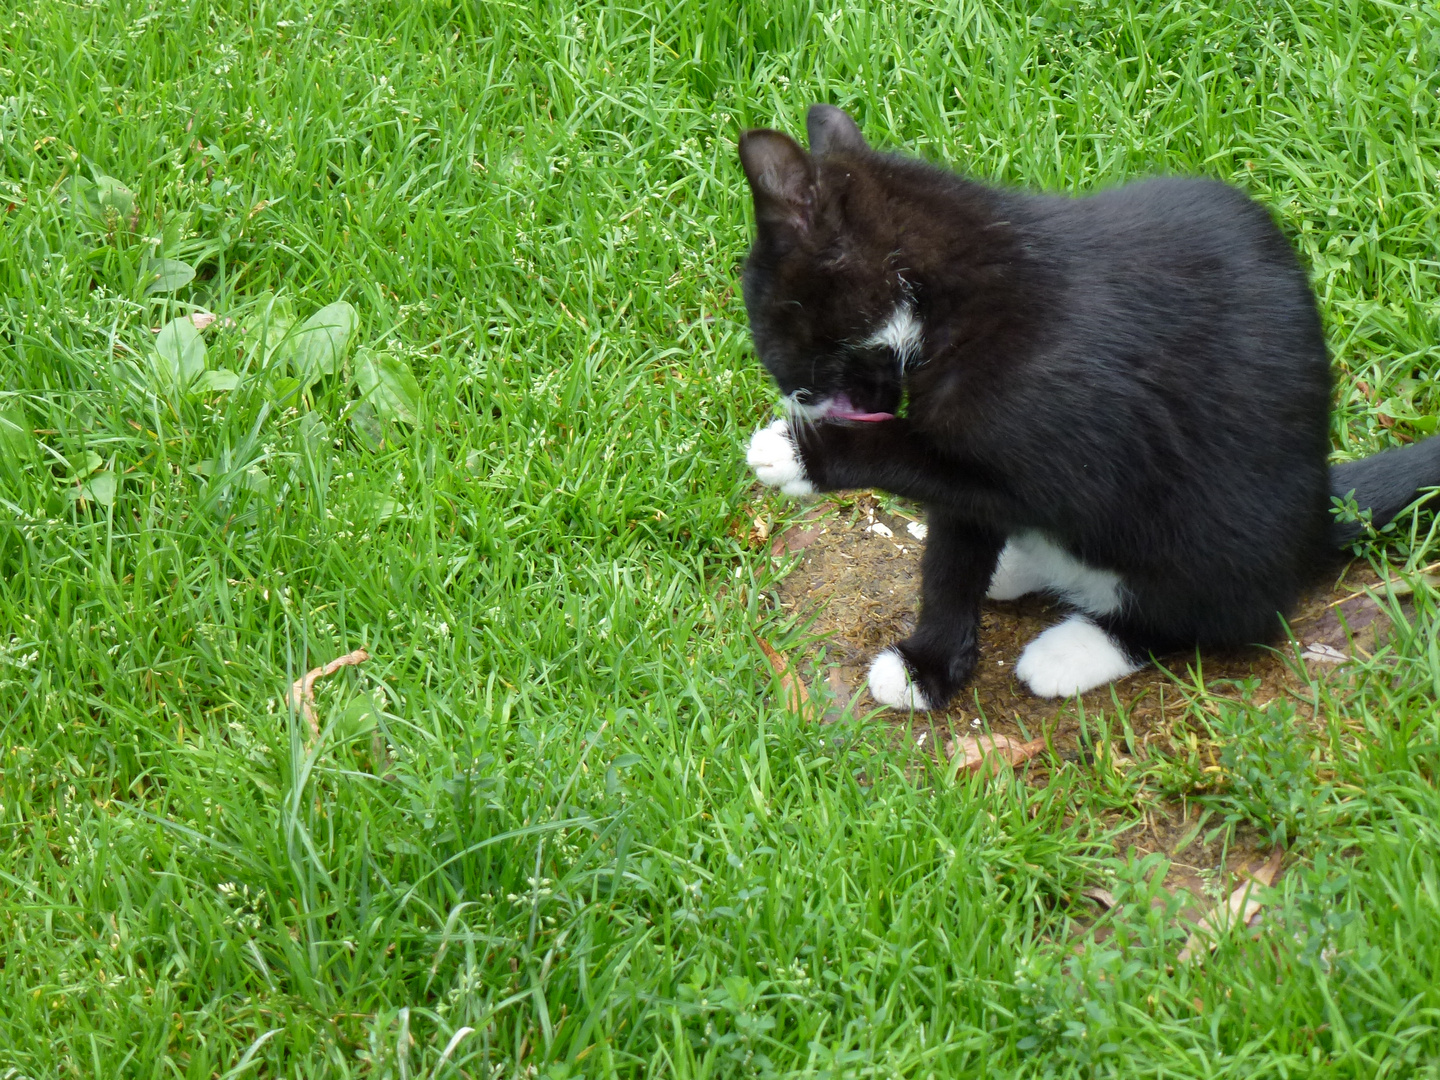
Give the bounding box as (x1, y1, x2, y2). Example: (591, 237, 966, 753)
(738, 129, 815, 236)
(806, 105, 868, 156)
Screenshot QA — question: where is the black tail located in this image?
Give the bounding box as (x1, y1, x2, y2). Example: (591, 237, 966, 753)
(1330, 435, 1440, 545)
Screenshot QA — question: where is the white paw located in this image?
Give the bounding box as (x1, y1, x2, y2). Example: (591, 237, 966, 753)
(746, 418, 815, 497)
(1014, 615, 1143, 698)
(867, 648, 933, 711)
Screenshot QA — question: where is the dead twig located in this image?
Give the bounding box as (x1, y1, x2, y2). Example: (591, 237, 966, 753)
(1323, 560, 1440, 610)
(287, 648, 370, 739)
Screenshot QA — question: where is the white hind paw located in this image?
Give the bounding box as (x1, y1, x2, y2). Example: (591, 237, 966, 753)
(746, 419, 815, 497)
(867, 648, 933, 711)
(1014, 615, 1142, 698)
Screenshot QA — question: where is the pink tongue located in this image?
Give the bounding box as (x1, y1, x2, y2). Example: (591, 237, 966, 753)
(828, 394, 894, 422)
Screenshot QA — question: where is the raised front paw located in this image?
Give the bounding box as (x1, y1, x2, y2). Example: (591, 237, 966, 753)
(746, 418, 816, 497)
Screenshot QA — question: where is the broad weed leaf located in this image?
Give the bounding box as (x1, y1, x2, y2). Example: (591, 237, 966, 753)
(81, 472, 117, 507)
(355, 347, 422, 425)
(65, 175, 135, 226)
(73, 451, 104, 479)
(160, 211, 191, 252)
(349, 399, 389, 451)
(194, 368, 241, 393)
(68, 464, 117, 508)
(0, 407, 35, 464)
(339, 699, 380, 739)
(92, 176, 135, 221)
(269, 376, 303, 406)
(275, 300, 357, 379)
(244, 292, 296, 363)
(299, 411, 330, 456)
(241, 466, 270, 495)
(154, 317, 207, 388)
(374, 497, 405, 523)
(141, 257, 196, 295)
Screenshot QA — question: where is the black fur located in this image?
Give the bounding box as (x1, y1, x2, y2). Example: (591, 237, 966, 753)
(738, 105, 1440, 706)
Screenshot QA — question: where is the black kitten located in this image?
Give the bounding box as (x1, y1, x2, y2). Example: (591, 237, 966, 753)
(739, 104, 1440, 706)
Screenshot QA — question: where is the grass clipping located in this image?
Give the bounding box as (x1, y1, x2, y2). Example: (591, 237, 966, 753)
(287, 648, 371, 739)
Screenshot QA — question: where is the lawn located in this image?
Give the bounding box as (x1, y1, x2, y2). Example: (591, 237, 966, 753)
(1, 0, 1439, 1076)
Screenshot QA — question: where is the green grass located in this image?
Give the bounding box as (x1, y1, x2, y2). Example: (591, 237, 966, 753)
(1, 0, 1439, 1075)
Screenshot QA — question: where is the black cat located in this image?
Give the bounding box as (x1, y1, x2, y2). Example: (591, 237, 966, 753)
(739, 104, 1440, 707)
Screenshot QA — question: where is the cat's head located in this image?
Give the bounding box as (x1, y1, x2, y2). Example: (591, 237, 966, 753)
(738, 105, 919, 422)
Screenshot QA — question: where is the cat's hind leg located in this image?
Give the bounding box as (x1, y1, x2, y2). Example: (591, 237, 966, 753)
(867, 512, 1003, 710)
(985, 534, 1050, 600)
(986, 530, 1124, 607)
(1013, 614, 1143, 698)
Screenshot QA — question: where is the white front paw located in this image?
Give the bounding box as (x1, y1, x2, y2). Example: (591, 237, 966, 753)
(746, 418, 816, 497)
(867, 648, 933, 711)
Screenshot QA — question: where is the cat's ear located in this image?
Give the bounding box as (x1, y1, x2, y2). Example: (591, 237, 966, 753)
(806, 105, 868, 156)
(738, 129, 815, 235)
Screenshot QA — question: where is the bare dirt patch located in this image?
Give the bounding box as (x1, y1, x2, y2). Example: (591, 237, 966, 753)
(767, 494, 1395, 747)
(761, 493, 1403, 915)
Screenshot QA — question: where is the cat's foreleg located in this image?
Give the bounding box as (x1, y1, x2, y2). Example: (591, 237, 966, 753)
(747, 419, 1021, 708)
(746, 417, 1006, 516)
(867, 511, 1003, 711)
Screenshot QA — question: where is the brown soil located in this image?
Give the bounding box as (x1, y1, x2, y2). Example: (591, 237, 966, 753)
(760, 493, 1407, 921)
(767, 494, 1396, 744)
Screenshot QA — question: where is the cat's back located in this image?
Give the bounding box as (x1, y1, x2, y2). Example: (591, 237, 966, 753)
(1006, 174, 1323, 376)
(973, 173, 1331, 550)
(1020, 175, 1299, 285)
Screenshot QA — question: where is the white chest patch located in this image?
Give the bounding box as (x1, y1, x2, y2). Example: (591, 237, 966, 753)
(864, 304, 923, 367)
(986, 530, 1124, 616)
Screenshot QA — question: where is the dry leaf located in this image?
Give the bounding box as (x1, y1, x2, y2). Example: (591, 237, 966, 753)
(1082, 886, 1117, 910)
(757, 638, 816, 721)
(945, 733, 1047, 777)
(1302, 642, 1348, 665)
(1177, 849, 1284, 963)
(770, 523, 822, 556)
(1323, 562, 1440, 610)
(287, 648, 371, 739)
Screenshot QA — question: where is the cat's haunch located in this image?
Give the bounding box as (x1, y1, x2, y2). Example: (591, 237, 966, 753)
(739, 104, 1440, 705)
